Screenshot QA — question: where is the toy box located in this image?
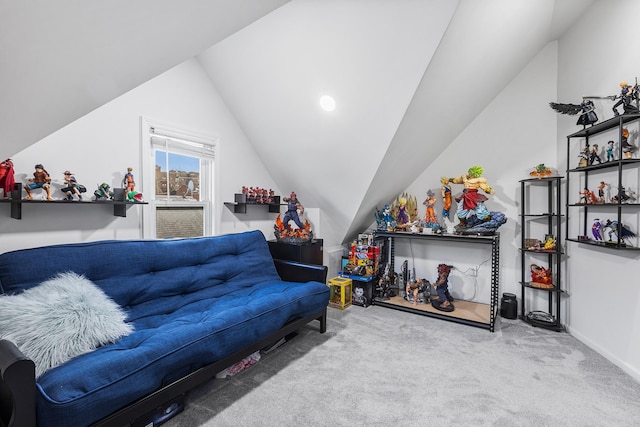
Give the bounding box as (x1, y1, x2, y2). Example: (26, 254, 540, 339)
(327, 276, 352, 310)
(339, 273, 373, 307)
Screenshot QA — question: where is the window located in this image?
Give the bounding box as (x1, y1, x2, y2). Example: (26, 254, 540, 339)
(140, 119, 218, 239)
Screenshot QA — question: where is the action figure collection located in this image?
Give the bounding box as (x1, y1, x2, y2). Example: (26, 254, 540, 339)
(0, 162, 143, 202)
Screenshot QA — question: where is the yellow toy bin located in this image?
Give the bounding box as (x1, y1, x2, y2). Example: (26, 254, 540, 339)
(327, 276, 352, 310)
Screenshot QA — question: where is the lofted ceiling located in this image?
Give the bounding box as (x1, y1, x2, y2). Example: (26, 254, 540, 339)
(0, 0, 290, 159)
(1, 0, 594, 245)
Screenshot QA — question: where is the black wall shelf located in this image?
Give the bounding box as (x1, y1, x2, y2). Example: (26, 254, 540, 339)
(1, 185, 146, 219)
(224, 193, 281, 214)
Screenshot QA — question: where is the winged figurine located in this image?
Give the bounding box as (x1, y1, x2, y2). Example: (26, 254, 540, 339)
(549, 99, 598, 126)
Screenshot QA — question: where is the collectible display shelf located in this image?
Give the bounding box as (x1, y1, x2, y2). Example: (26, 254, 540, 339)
(372, 230, 500, 332)
(565, 113, 640, 251)
(519, 176, 566, 332)
(224, 193, 281, 214)
(0, 185, 146, 219)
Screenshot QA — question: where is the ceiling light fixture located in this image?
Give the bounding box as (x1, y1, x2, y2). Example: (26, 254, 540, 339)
(319, 95, 336, 112)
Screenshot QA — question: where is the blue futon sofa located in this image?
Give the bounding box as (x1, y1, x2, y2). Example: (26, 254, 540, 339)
(0, 230, 329, 427)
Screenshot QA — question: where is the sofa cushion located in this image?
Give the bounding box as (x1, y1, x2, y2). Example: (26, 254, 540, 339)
(0, 272, 133, 378)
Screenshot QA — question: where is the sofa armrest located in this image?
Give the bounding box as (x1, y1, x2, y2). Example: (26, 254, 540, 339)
(0, 340, 36, 427)
(272, 259, 328, 284)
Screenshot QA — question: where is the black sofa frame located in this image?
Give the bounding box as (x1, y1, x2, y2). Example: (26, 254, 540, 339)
(0, 258, 328, 427)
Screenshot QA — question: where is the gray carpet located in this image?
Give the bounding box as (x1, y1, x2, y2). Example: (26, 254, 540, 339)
(164, 306, 640, 426)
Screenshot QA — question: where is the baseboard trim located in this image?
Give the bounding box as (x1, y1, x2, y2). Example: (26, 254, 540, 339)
(567, 325, 640, 383)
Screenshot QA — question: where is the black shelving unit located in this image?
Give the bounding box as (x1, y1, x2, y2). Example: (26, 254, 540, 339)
(372, 231, 500, 332)
(565, 114, 640, 251)
(224, 193, 281, 214)
(519, 176, 565, 331)
(0, 184, 146, 219)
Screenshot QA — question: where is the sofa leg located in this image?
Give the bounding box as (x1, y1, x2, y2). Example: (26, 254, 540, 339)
(318, 309, 327, 333)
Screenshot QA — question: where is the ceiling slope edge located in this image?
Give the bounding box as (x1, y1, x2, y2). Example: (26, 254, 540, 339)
(344, 0, 570, 244)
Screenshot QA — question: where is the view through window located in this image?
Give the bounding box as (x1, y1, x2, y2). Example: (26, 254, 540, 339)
(147, 125, 215, 239)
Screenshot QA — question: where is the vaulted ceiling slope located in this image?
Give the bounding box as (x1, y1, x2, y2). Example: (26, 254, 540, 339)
(0, 0, 290, 159)
(200, 0, 594, 244)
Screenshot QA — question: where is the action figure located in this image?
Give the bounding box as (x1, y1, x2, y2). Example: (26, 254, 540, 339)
(24, 164, 52, 200)
(549, 99, 598, 126)
(589, 144, 602, 165)
(610, 186, 635, 204)
(0, 158, 15, 199)
(405, 277, 430, 306)
(612, 81, 640, 116)
(577, 145, 590, 167)
(621, 128, 637, 159)
(375, 264, 397, 300)
(596, 181, 610, 203)
(431, 264, 454, 312)
(441, 166, 494, 228)
(423, 189, 438, 224)
(592, 218, 603, 241)
(606, 140, 615, 162)
(61, 171, 86, 200)
(530, 264, 553, 288)
(94, 183, 114, 200)
(603, 219, 636, 244)
(282, 191, 305, 229)
(578, 188, 596, 204)
(123, 167, 135, 193)
(396, 197, 409, 225)
(440, 181, 452, 219)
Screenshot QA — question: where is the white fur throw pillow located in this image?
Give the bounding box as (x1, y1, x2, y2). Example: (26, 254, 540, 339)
(0, 272, 134, 378)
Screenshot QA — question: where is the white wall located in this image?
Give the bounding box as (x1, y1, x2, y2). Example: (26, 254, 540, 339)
(396, 42, 558, 306)
(0, 58, 280, 254)
(556, 0, 640, 381)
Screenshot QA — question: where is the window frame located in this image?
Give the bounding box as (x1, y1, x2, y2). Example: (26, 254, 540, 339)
(140, 117, 219, 239)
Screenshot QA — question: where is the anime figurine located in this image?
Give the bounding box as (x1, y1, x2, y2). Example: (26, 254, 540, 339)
(423, 189, 438, 224)
(405, 277, 430, 306)
(612, 81, 640, 116)
(549, 99, 598, 126)
(441, 166, 494, 228)
(61, 171, 86, 200)
(529, 163, 553, 178)
(282, 191, 305, 230)
(431, 264, 454, 312)
(543, 235, 556, 251)
(127, 191, 144, 202)
(621, 128, 637, 159)
(606, 141, 615, 162)
(0, 158, 15, 199)
(578, 188, 596, 204)
(375, 264, 397, 301)
(577, 145, 590, 167)
(603, 219, 636, 244)
(596, 181, 610, 203)
(440, 180, 452, 219)
(592, 218, 603, 241)
(396, 197, 409, 225)
(589, 144, 602, 165)
(530, 264, 553, 288)
(24, 164, 52, 200)
(610, 186, 636, 204)
(123, 167, 135, 193)
(94, 183, 114, 200)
